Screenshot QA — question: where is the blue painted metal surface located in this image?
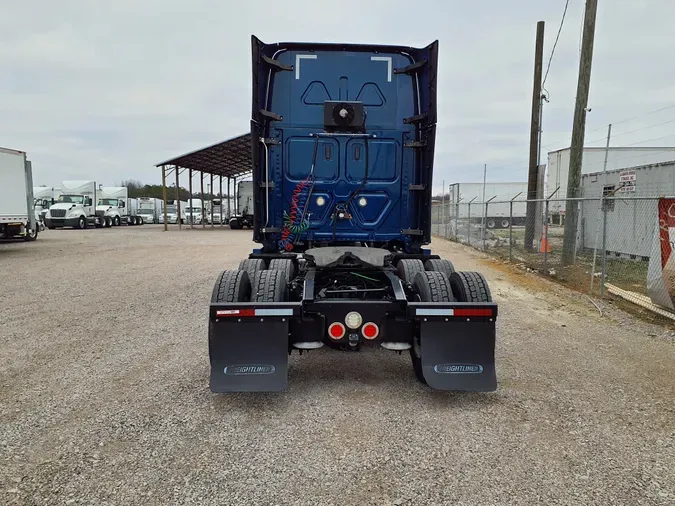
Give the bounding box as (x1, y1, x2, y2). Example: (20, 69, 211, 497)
(250, 36, 438, 253)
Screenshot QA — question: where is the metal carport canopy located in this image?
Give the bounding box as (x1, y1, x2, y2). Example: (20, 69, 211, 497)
(154, 132, 252, 231)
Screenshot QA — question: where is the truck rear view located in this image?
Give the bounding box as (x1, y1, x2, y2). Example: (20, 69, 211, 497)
(208, 36, 498, 392)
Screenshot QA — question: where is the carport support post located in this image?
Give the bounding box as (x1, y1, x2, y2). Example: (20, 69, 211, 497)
(227, 177, 231, 223)
(219, 176, 223, 227)
(189, 169, 194, 229)
(201, 171, 205, 229)
(210, 173, 214, 228)
(161, 165, 168, 232)
(175, 165, 181, 231)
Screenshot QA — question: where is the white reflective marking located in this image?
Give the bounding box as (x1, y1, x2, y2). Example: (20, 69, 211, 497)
(381, 342, 412, 351)
(255, 308, 294, 316)
(416, 308, 455, 316)
(296, 54, 317, 79)
(216, 309, 240, 316)
(370, 56, 392, 82)
(293, 342, 324, 349)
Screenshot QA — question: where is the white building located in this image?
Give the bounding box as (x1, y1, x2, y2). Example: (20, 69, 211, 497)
(547, 146, 675, 214)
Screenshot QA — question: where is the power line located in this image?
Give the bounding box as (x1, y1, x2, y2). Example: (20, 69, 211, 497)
(542, 0, 570, 88)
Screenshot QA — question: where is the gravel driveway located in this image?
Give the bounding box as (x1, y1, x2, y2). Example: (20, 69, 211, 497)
(1, 226, 673, 505)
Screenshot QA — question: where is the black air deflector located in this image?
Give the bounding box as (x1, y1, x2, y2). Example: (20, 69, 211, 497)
(323, 101, 365, 133)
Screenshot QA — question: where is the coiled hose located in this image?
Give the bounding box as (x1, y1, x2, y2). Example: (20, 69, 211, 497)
(278, 178, 311, 251)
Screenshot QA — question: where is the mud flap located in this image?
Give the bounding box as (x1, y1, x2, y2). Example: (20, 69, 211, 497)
(209, 318, 289, 392)
(420, 320, 496, 391)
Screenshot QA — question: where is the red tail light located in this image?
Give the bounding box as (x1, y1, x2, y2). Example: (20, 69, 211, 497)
(328, 322, 346, 340)
(362, 322, 379, 340)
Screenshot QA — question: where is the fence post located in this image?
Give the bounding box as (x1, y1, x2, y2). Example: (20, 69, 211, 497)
(544, 199, 550, 270)
(455, 201, 460, 241)
(601, 196, 608, 297)
(467, 202, 472, 246)
(483, 201, 488, 250)
(509, 201, 514, 262)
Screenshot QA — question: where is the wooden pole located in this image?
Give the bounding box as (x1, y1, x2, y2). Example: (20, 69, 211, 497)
(525, 20, 545, 250)
(562, 0, 599, 264)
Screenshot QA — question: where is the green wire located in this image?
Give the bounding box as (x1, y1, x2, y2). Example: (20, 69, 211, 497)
(350, 272, 379, 282)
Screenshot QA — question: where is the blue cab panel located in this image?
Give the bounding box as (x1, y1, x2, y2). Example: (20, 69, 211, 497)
(250, 36, 438, 253)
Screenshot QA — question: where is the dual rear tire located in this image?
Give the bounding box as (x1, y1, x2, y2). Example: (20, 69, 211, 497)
(398, 258, 492, 385)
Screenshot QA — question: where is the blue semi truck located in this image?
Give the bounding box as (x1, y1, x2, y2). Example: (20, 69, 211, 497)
(208, 36, 498, 392)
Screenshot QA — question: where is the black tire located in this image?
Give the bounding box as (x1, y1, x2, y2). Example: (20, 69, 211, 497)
(412, 271, 456, 303)
(269, 258, 296, 284)
(409, 271, 455, 385)
(138, 217, 144, 225)
(449, 271, 492, 303)
(211, 270, 251, 303)
(229, 220, 241, 230)
(486, 219, 496, 229)
(500, 219, 510, 229)
(424, 258, 455, 279)
(24, 226, 38, 241)
(113, 216, 120, 226)
(396, 259, 425, 284)
(251, 269, 287, 302)
(239, 258, 266, 281)
(78, 216, 86, 229)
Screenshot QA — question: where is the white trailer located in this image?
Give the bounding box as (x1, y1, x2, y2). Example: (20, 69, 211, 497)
(0, 147, 38, 241)
(137, 197, 163, 224)
(45, 180, 104, 229)
(547, 146, 675, 214)
(229, 180, 254, 229)
(448, 182, 528, 229)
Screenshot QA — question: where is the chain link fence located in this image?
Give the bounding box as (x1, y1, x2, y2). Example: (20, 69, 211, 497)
(432, 196, 662, 301)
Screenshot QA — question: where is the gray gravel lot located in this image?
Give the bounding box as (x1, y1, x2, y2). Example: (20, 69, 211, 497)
(1, 226, 674, 506)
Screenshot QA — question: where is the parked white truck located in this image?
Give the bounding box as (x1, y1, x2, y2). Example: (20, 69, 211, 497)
(185, 198, 207, 225)
(34, 186, 61, 225)
(0, 146, 38, 241)
(159, 200, 187, 224)
(44, 180, 104, 229)
(228, 180, 254, 229)
(97, 187, 146, 226)
(137, 197, 163, 224)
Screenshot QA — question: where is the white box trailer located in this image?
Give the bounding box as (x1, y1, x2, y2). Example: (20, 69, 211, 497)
(448, 182, 529, 229)
(578, 159, 675, 259)
(45, 180, 104, 229)
(0, 147, 38, 241)
(547, 146, 675, 214)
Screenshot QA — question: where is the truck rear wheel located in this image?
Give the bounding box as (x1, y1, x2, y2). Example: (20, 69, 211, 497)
(211, 270, 251, 303)
(396, 259, 424, 284)
(24, 225, 38, 241)
(487, 219, 496, 229)
(239, 258, 266, 281)
(424, 258, 455, 279)
(252, 270, 287, 302)
(409, 271, 456, 385)
(449, 271, 492, 303)
(268, 258, 295, 284)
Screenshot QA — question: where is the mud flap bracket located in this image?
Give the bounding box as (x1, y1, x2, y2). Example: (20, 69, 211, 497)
(209, 316, 290, 392)
(418, 317, 496, 392)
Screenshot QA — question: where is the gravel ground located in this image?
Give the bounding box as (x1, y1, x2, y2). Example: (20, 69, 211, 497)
(1, 226, 674, 506)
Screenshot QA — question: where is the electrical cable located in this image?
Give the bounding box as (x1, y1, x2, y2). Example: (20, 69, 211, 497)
(542, 0, 570, 88)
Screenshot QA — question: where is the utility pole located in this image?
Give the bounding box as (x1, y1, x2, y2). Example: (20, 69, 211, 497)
(525, 20, 545, 250)
(562, 0, 599, 264)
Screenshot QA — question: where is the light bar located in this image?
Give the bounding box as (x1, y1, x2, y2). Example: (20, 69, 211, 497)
(215, 308, 293, 317)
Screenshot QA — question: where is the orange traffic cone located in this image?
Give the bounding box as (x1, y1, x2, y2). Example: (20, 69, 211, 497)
(539, 225, 551, 253)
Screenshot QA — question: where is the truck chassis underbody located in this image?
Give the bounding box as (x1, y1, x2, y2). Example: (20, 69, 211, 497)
(208, 247, 497, 392)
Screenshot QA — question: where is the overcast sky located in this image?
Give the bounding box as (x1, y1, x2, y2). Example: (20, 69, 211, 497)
(2, 0, 674, 193)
